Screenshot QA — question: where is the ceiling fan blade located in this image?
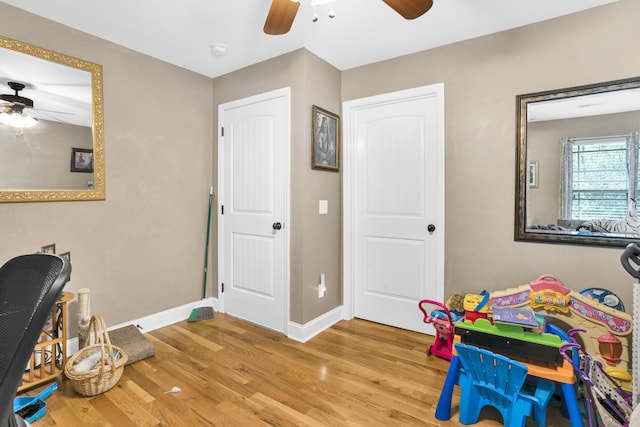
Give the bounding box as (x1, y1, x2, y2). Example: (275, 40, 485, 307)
(264, 0, 300, 35)
(382, 0, 433, 20)
(32, 108, 74, 115)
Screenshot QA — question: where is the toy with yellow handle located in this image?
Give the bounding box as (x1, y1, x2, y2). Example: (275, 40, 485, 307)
(606, 368, 633, 393)
(530, 289, 571, 313)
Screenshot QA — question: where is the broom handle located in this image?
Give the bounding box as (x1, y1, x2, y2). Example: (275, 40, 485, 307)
(202, 187, 213, 299)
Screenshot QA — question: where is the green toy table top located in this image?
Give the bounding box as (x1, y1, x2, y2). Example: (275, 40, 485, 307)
(454, 318, 563, 348)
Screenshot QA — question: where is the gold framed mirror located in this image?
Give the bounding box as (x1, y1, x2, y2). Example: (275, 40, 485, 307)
(515, 76, 640, 247)
(0, 35, 104, 202)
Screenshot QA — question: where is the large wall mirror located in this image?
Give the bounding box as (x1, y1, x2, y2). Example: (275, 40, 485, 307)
(515, 76, 640, 247)
(0, 35, 104, 202)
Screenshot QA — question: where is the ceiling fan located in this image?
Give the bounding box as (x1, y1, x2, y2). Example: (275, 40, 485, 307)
(0, 81, 39, 128)
(0, 81, 34, 110)
(264, 0, 434, 35)
(0, 81, 77, 126)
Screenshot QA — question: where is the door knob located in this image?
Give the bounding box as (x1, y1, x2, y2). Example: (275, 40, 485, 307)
(428, 224, 436, 233)
(273, 222, 282, 230)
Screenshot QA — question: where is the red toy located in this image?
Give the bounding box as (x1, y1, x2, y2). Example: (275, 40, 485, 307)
(418, 299, 455, 361)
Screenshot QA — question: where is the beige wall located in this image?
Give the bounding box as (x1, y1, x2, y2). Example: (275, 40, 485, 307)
(0, 120, 93, 190)
(343, 0, 640, 307)
(211, 50, 342, 324)
(0, 4, 213, 334)
(0, 0, 637, 332)
(300, 52, 342, 323)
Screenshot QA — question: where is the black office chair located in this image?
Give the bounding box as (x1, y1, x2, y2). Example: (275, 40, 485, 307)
(0, 254, 71, 427)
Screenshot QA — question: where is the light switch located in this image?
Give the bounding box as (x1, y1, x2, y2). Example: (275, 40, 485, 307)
(319, 200, 328, 215)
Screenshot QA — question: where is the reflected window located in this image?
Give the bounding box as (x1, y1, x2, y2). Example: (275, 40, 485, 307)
(562, 133, 638, 220)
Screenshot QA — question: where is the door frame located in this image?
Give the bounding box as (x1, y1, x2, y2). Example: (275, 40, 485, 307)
(342, 84, 445, 321)
(216, 87, 291, 333)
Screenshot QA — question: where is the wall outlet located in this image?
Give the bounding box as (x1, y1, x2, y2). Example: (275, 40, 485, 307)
(318, 273, 326, 298)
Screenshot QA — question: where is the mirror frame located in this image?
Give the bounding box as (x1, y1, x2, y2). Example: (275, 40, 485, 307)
(515, 76, 640, 247)
(0, 35, 104, 202)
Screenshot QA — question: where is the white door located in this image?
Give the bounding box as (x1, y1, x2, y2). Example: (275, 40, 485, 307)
(343, 84, 445, 333)
(218, 88, 290, 333)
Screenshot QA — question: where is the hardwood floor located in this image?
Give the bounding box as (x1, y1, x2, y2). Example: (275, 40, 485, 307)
(25, 313, 572, 426)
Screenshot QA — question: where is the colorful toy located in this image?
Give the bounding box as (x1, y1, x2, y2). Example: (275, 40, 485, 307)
(463, 291, 489, 322)
(455, 342, 555, 427)
(580, 287, 625, 312)
(13, 383, 57, 423)
(445, 292, 466, 321)
(418, 299, 454, 361)
(489, 275, 633, 373)
(560, 330, 632, 427)
(437, 319, 583, 426)
(455, 318, 565, 366)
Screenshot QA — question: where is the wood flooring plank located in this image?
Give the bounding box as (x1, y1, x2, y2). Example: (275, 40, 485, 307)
(251, 392, 327, 427)
(102, 381, 160, 426)
(55, 386, 117, 427)
(47, 405, 102, 427)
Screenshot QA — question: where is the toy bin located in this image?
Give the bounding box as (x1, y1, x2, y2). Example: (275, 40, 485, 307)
(464, 293, 489, 322)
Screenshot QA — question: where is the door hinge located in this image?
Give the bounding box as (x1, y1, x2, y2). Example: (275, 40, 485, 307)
(221, 205, 224, 215)
(221, 127, 224, 137)
(221, 283, 224, 293)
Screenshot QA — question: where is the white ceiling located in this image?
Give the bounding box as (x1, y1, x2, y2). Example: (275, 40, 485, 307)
(0, 0, 620, 127)
(0, 0, 618, 79)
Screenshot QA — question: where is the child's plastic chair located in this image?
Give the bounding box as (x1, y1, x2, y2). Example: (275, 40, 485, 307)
(418, 299, 454, 361)
(455, 343, 555, 427)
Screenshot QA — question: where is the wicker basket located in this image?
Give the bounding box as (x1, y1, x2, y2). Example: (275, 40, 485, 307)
(64, 315, 128, 396)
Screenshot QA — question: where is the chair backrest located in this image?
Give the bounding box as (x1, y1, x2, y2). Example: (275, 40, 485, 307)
(0, 254, 71, 427)
(455, 343, 528, 401)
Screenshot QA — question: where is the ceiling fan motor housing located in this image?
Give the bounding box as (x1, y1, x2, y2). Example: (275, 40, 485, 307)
(0, 82, 34, 108)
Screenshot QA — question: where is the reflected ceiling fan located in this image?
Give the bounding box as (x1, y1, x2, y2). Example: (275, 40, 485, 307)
(264, 0, 434, 35)
(0, 81, 39, 128)
(0, 81, 74, 128)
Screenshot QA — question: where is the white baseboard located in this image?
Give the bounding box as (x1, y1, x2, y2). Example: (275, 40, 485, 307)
(287, 306, 344, 343)
(67, 299, 342, 354)
(67, 297, 218, 355)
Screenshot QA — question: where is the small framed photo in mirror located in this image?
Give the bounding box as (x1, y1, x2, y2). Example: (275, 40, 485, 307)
(41, 243, 56, 254)
(528, 160, 539, 188)
(70, 148, 94, 173)
(59, 251, 70, 261)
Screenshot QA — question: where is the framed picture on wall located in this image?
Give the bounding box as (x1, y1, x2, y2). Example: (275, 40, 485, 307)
(311, 105, 340, 171)
(41, 243, 56, 254)
(70, 148, 94, 173)
(528, 160, 539, 188)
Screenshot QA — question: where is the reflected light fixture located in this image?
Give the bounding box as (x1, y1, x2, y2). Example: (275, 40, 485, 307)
(0, 106, 38, 129)
(0, 82, 38, 129)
